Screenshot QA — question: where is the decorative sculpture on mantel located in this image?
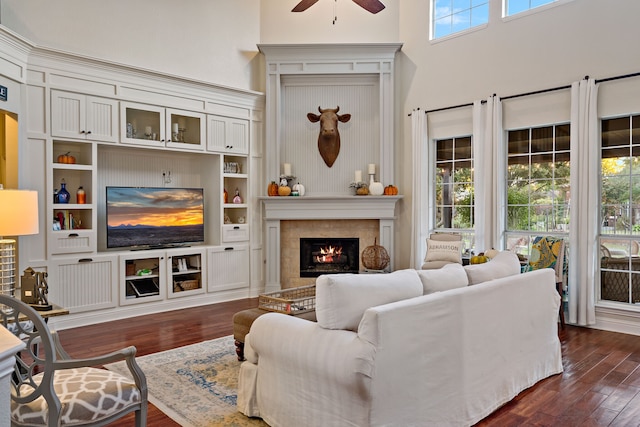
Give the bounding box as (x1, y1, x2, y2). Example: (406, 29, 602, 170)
(307, 106, 351, 168)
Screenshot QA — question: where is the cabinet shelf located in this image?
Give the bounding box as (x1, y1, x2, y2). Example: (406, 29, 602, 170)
(53, 203, 93, 210)
(172, 268, 202, 276)
(53, 163, 92, 171)
(223, 173, 248, 179)
(224, 203, 248, 209)
(125, 273, 160, 281)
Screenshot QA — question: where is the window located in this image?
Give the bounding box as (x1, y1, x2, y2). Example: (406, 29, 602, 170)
(432, 0, 489, 39)
(505, 0, 556, 17)
(434, 136, 474, 250)
(505, 124, 570, 256)
(599, 115, 640, 304)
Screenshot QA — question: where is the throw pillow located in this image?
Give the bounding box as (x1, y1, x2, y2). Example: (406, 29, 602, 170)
(424, 238, 463, 264)
(464, 251, 521, 285)
(417, 263, 469, 294)
(315, 269, 423, 331)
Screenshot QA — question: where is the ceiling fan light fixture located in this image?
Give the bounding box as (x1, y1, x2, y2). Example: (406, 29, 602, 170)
(291, 0, 385, 14)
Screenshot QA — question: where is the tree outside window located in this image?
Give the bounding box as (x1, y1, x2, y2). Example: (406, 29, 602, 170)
(505, 124, 570, 257)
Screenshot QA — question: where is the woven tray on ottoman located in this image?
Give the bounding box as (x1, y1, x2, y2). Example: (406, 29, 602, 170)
(258, 284, 316, 315)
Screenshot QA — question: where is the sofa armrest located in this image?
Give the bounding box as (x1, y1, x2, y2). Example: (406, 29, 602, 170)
(240, 312, 377, 425)
(246, 312, 374, 377)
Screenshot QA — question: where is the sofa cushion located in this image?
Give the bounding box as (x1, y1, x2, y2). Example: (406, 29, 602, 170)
(423, 238, 463, 264)
(464, 251, 521, 285)
(316, 269, 423, 331)
(417, 263, 469, 294)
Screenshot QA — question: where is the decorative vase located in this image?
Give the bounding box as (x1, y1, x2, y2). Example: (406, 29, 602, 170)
(58, 179, 70, 204)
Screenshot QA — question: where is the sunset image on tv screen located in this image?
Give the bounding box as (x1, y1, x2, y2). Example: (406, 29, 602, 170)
(106, 187, 205, 248)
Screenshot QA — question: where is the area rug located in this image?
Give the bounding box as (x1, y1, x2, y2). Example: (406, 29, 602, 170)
(105, 335, 267, 427)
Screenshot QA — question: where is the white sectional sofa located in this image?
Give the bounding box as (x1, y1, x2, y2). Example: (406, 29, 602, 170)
(238, 252, 563, 427)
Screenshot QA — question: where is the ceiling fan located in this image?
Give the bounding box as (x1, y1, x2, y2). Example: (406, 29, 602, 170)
(292, 0, 386, 15)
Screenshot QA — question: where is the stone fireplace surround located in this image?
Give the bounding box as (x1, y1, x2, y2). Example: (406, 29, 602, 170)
(261, 195, 401, 292)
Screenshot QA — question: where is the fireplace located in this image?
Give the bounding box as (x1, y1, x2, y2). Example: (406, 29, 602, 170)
(300, 238, 359, 277)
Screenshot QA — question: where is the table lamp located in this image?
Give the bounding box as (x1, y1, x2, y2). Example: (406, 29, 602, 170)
(0, 186, 39, 297)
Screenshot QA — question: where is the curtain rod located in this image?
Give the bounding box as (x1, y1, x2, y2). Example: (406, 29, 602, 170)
(409, 70, 640, 118)
(595, 71, 640, 84)
(407, 100, 484, 117)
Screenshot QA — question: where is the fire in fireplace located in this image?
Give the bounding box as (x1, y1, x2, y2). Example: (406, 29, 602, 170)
(300, 238, 359, 277)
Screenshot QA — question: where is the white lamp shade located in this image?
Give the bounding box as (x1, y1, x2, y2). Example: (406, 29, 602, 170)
(0, 189, 39, 236)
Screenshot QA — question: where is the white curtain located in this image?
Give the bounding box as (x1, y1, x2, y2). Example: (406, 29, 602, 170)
(568, 79, 598, 326)
(472, 96, 504, 252)
(411, 109, 429, 269)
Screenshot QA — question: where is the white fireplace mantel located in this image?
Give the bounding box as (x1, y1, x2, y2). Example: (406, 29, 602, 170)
(261, 196, 402, 292)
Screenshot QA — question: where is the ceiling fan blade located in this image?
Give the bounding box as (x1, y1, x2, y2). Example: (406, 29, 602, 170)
(352, 0, 386, 14)
(292, 0, 321, 12)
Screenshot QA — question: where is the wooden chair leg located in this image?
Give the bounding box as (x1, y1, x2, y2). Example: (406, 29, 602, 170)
(557, 281, 565, 329)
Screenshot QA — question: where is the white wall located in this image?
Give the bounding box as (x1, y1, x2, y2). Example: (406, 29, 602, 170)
(0, 0, 262, 92)
(393, 0, 640, 268)
(3, 0, 640, 271)
(260, 0, 400, 44)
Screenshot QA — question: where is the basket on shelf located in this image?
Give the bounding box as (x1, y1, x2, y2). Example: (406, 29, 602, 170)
(174, 279, 200, 292)
(361, 238, 390, 271)
(258, 284, 316, 315)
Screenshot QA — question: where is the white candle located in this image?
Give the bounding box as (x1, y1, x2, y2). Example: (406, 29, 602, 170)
(368, 163, 376, 175)
(283, 163, 292, 176)
(173, 123, 179, 133)
(355, 170, 362, 182)
(145, 126, 152, 135)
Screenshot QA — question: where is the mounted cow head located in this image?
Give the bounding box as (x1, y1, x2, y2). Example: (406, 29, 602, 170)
(307, 106, 351, 168)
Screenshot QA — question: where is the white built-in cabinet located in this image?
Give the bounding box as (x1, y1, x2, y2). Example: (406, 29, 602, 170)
(51, 90, 119, 143)
(47, 140, 97, 255)
(29, 57, 263, 327)
(208, 115, 249, 154)
(222, 154, 249, 243)
(207, 244, 249, 292)
(47, 254, 118, 313)
(166, 247, 207, 299)
(120, 102, 206, 151)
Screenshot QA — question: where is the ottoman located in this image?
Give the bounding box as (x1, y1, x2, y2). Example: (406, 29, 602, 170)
(233, 307, 316, 360)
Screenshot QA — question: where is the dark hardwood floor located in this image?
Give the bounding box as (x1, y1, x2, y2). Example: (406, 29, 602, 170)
(56, 299, 640, 427)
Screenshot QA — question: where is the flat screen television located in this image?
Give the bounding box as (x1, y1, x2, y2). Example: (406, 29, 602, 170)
(106, 186, 205, 249)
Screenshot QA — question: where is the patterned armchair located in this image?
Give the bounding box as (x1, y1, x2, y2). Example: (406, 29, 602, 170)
(529, 236, 567, 327)
(0, 294, 147, 427)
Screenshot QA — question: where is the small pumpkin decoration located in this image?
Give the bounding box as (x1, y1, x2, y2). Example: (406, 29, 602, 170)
(384, 184, 398, 195)
(268, 181, 279, 196)
(470, 253, 488, 264)
(278, 185, 292, 196)
(484, 248, 499, 259)
(356, 186, 369, 196)
(292, 182, 306, 197)
(57, 152, 76, 164)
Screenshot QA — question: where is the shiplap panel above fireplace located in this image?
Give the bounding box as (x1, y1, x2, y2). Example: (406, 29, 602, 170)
(258, 43, 403, 194)
(281, 74, 379, 194)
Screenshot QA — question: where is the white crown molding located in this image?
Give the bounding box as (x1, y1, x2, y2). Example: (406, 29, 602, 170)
(0, 26, 264, 112)
(0, 25, 33, 83)
(258, 43, 403, 63)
